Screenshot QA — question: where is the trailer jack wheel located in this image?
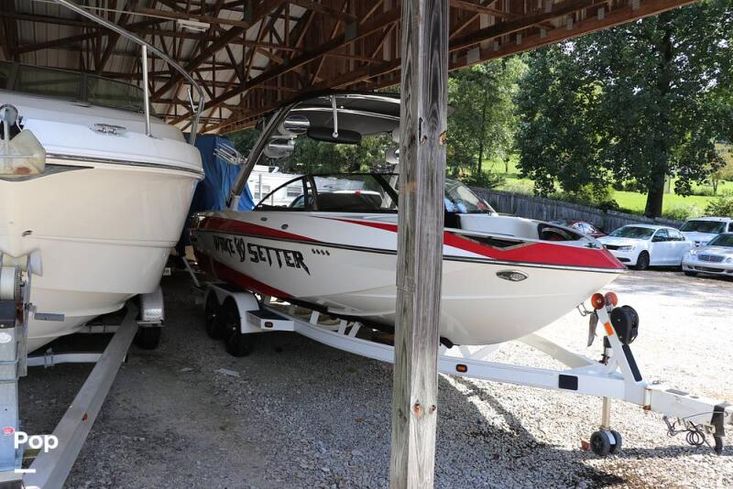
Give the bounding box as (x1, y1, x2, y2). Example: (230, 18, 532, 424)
(609, 430, 622, 454)
(590, 430, 621, 456)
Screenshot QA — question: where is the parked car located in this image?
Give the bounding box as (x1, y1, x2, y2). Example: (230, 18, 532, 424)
(549, 220, 606, 238)
(597, 224, 693, 270)
(680, 217, 733, 247)
(682, 232, 733, 277)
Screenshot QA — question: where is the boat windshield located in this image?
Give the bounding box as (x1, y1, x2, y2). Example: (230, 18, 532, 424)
(680, 220, 727, 234)
(707, 233, 733, 247)
(444, 179, 495, 214)
(256, 174, 398, 212)
(0, 61, 149, 114)
(609, 226, 655, 239)
(256, 173, 497, 215)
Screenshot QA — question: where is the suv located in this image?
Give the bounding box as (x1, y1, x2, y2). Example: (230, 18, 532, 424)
(680, 217, 733, 247)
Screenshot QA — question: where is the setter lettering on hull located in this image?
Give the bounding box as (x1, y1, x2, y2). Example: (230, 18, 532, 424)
(212, 234, 310, 275)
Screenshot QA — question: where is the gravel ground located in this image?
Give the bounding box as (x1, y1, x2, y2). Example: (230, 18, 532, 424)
(19, 269, 733, 488)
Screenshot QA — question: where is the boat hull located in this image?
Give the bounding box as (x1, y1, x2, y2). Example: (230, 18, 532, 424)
(1, 162, 200, 351)
(191, 212, 623, 345)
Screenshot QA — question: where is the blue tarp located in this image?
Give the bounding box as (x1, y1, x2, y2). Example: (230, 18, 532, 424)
(190, 134, 254, 212)
(178, 135, 253, 250)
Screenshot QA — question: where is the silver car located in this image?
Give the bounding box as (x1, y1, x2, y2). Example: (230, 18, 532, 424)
(682, 233, 733, 277)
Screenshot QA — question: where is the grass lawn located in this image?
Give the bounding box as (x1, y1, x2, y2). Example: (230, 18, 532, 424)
(612, 190, 713, 217)
(477, 156, 726, 218)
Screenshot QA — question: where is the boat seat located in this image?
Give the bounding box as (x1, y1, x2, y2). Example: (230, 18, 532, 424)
(445, 211, 461, 229)
(316, 192, 383, 212)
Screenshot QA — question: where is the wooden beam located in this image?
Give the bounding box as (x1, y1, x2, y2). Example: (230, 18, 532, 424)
(288, 0, 357, 21)
(450, 0, 513, 18)
(170, 6, 402, 124)
(389, 0, 448, 488)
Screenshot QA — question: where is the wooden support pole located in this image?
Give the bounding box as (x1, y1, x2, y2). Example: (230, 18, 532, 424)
(389, 0, 448, 488)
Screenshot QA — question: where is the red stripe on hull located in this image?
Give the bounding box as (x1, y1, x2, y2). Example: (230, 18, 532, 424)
(195, 249, 292, 299)
(200, 216, 317, 243)
(332, 217, 623, 270)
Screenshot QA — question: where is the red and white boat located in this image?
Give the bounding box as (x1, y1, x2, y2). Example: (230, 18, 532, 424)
(190, 94, 624, 346)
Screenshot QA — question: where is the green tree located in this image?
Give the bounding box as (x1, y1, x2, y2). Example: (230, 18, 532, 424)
(516, 0, 733, 217)
(448, 58, 525, 178)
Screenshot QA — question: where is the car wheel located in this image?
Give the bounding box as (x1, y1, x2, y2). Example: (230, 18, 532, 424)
(635, 251, 650, 270)
(684, 271, 697, 277)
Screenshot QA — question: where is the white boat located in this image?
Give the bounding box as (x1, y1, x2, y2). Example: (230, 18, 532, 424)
(190, 93, 624, 346)
(0, 61, 202, 351)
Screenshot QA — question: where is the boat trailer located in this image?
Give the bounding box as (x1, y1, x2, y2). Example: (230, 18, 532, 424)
(0, 262, 164, 489)
(204, 282, 732, 457)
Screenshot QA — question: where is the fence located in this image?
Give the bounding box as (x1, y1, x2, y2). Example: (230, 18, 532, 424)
(471, 187, 683, 232)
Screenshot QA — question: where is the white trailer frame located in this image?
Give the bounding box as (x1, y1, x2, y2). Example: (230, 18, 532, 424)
(0, 261, 166, 488)
(205, 283, 733, 456)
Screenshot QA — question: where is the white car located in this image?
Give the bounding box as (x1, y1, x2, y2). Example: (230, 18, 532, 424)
(680, 217, 733, 247)
(598, 224, 693, 269)
(682, 232, 733, 277)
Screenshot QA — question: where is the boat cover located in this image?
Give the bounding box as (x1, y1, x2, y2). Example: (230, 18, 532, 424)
(178, 134, 253, 249)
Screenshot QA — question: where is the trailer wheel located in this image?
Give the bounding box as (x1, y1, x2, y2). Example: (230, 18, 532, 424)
(590, 430, 612, 456)
(205, 292, 225, 339)
(135, 326, 162, 350)
(221, 298, 254, 357)
(609, 430, 622, 454)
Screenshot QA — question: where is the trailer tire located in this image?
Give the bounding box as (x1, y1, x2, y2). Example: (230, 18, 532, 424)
(221, 298, 254, 357)
(205, 292, 225, 339)
(590, 430, 612, 456)
(135, 326, 162, 350)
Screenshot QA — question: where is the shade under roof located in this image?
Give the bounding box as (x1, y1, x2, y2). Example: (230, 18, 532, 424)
(0, 0, 696, 134)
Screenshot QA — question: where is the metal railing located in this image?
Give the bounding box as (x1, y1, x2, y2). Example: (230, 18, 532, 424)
(53, 0, 205, 145)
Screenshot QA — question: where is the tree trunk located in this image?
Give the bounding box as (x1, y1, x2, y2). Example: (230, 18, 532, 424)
(644, 172, 665, 218)
(477, 99, 486, 174)
(645, 16, 674, 219)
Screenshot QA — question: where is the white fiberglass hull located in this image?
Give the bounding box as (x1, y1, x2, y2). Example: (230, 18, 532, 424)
(1, 89, 202, 352)
(192, 212, 624, 346)
(1, 163, 200, 351)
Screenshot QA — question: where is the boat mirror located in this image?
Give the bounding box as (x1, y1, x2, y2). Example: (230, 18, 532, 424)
(385, 147, 399, 164)
(391, 127, 400, 143)
(307, 127, 361, 145)
(263, 141, 294, 159)
(278, 115, 310, 137)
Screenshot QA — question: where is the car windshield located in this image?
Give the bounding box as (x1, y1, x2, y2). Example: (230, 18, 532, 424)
(609, 226, 655, 239)
(680, 220, 727, 234)
(707, 234, 733, 247)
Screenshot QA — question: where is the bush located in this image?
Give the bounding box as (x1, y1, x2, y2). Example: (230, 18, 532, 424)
(705, 196, 733, 216)
(663, 203, 703, 220)
(689, 185, 717, 197)
(555, 183, 618, 210)
(463, 171, 505, 189)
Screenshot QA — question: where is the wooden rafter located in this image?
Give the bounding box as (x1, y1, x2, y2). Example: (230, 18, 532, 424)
(0, 0, 699, 132)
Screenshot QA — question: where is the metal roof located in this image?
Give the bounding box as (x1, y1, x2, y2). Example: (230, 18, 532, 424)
(0, 0, 696, 133)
